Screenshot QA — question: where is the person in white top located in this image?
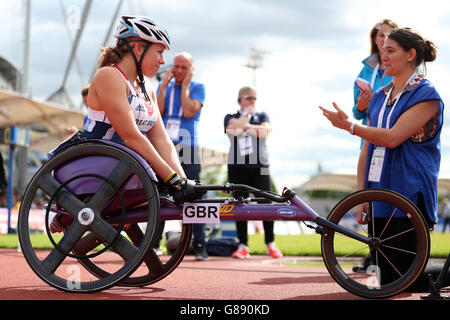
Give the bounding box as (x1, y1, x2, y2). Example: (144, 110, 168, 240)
(84, 15, 204, 202)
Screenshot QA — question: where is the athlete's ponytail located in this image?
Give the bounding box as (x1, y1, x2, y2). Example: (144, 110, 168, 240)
(96, 44, 128, 69)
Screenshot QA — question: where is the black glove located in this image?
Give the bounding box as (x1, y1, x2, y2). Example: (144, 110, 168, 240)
(232, 190, 250, 200)
(166, 173, 206, 205)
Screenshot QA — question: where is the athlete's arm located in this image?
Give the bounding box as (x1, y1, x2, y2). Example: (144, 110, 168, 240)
(146, 107, 186, 178)
(91, 67, 177, 180)
(156, 86, 167, 115)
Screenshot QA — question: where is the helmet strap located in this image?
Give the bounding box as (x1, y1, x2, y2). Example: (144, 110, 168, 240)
(123, 40, 153, 101)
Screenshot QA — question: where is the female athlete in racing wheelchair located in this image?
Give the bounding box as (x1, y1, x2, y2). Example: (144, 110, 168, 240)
(19, 15, 205, 293)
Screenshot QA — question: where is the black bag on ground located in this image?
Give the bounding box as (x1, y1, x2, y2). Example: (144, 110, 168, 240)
(206, 237, 239, 256)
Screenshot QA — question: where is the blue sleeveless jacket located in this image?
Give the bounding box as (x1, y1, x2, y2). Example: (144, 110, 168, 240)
(366, 78, 444, 223)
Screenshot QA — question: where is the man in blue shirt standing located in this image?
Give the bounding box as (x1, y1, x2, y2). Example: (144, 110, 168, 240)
(157, 52, 207, 260)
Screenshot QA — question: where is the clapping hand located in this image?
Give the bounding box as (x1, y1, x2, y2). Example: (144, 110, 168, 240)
(319, 102, 351, 131)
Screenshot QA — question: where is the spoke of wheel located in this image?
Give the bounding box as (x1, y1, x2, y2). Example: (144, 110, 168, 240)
(126, 224, 164, 274)
(380, 227, 416, 243)
(89, 217, 138, 261)
(346, 211, 369, 236)
(38, 173, 85, 216)
(380, 244, 417, 256)
(86, 159, 135, 212)
(41, 222, 86, 275)
(376, 247, 403, 278)
(335, 235, 370, 260)
(378, 207, 397, 239)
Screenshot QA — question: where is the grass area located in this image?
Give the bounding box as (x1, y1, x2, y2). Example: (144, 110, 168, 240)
(249, 233, 322, 256)
(249, 232, 450, 258)
(2, 231, 448, 258)
(0, 233, 64, 249)
(429, 232, 450, 258)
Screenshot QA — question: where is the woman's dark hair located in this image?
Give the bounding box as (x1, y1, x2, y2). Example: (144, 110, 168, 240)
(387, 28, 437, 74)
(96, 38, 151, 69)
(370, 19, 399, 54)
(387, 28, 437, 64)
(97, 42, 129, 69)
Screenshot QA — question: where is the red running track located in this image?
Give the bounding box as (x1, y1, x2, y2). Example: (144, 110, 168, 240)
(0, 248, 429, 301)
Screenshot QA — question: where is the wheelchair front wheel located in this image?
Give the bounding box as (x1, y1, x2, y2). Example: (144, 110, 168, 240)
(321, 189, 430, 299)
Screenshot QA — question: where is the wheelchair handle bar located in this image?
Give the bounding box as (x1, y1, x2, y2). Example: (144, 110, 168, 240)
(194, 183, 296, 203)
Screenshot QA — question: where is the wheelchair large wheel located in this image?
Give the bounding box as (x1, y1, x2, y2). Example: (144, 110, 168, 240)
(321, 189, 430, 299)
(18, 143, 160, 293)
(73, 221, 192, 287)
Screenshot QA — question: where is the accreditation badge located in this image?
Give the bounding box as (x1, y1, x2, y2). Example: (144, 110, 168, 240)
(166, 118, 181, 140)
(238, 134, 253, 156)
(368, 147, 385, 183)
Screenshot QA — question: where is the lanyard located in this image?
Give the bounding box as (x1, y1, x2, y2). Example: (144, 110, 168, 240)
(376, 73, 417, 129)
(370, 63, 379, 89)
(168, 83, 183, 118)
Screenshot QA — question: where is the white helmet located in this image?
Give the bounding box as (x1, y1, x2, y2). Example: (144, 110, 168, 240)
(114, 15, 171, 49)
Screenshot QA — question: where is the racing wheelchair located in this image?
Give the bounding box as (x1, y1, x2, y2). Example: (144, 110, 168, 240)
(18, 140, 431, 299)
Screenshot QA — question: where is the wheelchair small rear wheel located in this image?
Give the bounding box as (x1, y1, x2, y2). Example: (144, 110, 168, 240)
(73, 221, 193, 287)
(119, 222, 192, 286)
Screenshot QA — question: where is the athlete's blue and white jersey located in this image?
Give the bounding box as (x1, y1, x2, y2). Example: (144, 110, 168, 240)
(81, 65, 158, 143)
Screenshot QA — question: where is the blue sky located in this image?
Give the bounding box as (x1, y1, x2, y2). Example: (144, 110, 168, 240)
(1, 0, 450, 190)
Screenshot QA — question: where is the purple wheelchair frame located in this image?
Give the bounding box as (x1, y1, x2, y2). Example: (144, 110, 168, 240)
(53, 139, 370, 246)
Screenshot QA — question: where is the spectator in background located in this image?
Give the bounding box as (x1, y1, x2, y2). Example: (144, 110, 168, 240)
(81, 84, 90, 130)
(157, 52, 208, 261)
(224, 85, 282, 259)
(353, 19, 398, 148)
(81, 84, 89, 107)
(64, 84, 90, 136)
(439, 198, 450, 232)
(0, 152, 6, 200)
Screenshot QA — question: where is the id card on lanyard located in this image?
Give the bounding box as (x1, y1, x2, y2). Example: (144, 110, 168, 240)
(367, 73, 417, 183)
(237, 111, 254, 156)
(166, 84, 183, 141)
(238, 134, 253, 156)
